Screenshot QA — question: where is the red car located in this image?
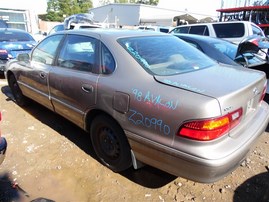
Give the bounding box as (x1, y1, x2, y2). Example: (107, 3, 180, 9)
(0, 111, 7, 165)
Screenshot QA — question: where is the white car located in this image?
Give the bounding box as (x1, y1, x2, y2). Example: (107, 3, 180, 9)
(48, 13, 102, 35)
(136, 25, 171, 33)
(169, 21, 265, 44)
(48, 23, 102, 35)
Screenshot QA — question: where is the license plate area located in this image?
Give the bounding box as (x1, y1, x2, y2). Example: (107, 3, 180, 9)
(246, 95, 260, 114)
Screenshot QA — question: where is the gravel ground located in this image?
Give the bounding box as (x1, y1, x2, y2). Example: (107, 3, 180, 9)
(0, 77, 269, 202)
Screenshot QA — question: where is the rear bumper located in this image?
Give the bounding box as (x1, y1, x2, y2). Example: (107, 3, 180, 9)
(0, 137, 7, 165)
(127, 101, 269, 183)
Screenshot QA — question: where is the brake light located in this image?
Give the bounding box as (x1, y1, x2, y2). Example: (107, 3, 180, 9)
(260, 84, 267, 102)
(249, 38, 259, 46)
(178, 108, 243, 141)
(0, 49, 7, 55)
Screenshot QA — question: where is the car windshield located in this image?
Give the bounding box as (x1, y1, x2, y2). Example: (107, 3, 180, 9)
(0, 30, 34, 42)
(118, 36, 215, 76)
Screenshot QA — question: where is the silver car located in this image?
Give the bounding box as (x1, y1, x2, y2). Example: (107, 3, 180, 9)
(5, 29, 269, 183)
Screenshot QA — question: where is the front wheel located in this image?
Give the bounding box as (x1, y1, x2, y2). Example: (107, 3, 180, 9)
(90, 115, 132, 172)
(8, 74, 28, 106)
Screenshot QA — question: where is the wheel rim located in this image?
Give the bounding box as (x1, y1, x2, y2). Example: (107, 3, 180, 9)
(99, 127, 120, 160)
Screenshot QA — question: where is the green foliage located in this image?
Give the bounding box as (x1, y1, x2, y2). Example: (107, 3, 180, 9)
(41, 0, 93, 22)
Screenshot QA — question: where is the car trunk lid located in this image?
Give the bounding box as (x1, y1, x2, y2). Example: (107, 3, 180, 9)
(0, 41, 35, 59)
(236, 35, 269, 61)
(154, 64, 267, 123)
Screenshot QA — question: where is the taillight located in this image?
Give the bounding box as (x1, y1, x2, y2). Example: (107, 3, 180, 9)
(177, 108, 243, 141)
(260, 83, 267, 102)
(0, 49, 7, 55)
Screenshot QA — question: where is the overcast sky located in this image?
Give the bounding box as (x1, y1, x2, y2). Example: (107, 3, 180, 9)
(157, 0, 221, 17)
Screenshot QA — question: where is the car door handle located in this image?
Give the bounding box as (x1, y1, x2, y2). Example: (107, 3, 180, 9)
(40, 72, 46, 79)
(82, 84, 94, 93)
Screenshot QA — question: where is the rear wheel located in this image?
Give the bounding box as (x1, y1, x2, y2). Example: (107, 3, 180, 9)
(8, 74, 28, 106)
(90, 115, 132, 172)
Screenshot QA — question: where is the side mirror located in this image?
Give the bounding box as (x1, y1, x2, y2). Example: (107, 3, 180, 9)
(17, 53, 30, 62)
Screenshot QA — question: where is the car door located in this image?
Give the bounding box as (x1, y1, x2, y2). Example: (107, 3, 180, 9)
(48, 34, 100, 128)
(20, 34, 64, 110)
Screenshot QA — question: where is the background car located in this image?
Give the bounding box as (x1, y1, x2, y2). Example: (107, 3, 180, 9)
(5, 29, 269, 183)
(173, 33, 269, 77)
(136, 25, 171, 33)
(0, 28, 36, 74)
(48, 23, 102, 35)
(169, 21, 265, 44)
(0, 111, 7, 165)
(48, 13, 102, 35)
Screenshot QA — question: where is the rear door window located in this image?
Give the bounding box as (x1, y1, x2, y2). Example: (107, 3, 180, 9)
(189, 25, 209, 36)
(213, 23, 245, 38)
(57, 35, 97, 72)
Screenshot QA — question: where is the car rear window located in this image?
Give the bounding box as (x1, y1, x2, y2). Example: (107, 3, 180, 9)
(213, 23, 245, 38)
(0, 30, 34, 42)
(118, 35, 215, 76)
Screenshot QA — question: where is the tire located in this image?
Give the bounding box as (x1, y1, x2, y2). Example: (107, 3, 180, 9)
(8, 74, 28, 106)
(90, 115, 132, 172)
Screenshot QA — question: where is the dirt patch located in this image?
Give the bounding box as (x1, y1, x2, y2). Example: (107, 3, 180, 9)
(0, 77, 269, 202)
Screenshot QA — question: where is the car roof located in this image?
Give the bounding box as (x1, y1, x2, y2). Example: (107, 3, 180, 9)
(52, 28, 168, 39)
(172, 33, 232, 44)
(169, 21, 260, 34)
(173, 21, 255, 27)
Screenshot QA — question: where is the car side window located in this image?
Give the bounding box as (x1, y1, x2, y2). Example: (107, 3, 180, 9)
(57, 35, 97, 72)
(189, 26, 209, 36)
(170, 26, 189, 34)
(32, 34, 64, 65)
(101, 44, 115, 74)
(251, 24, 264, 36)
